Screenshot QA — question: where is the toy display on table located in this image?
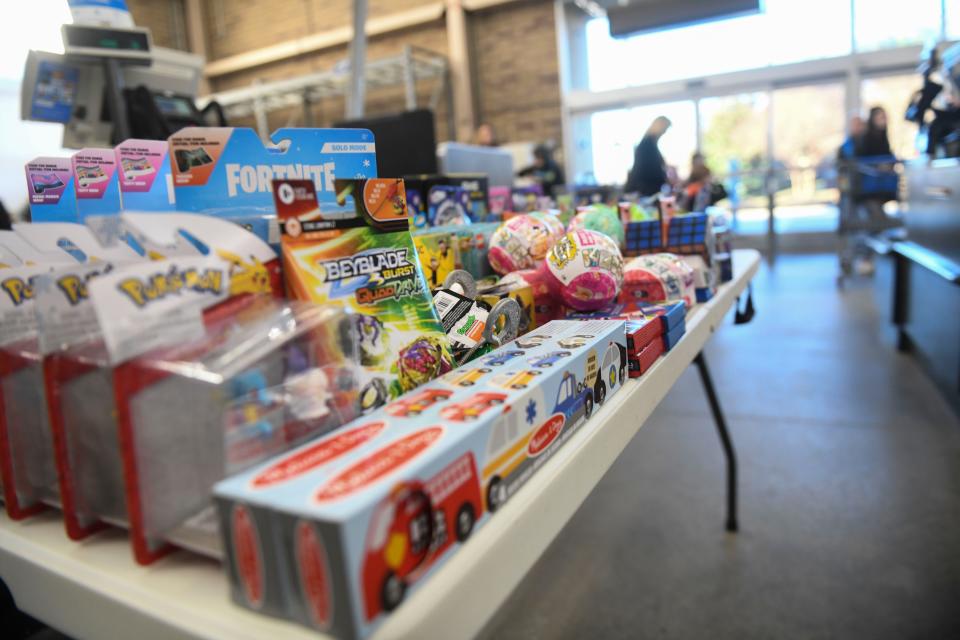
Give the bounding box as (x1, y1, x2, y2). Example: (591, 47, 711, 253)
(413, 231, 456, 290)
(107, 299, 360, 565)
(682, 254, 715, 302)
(214, 319, 626, 640)
(496, 267, 564, 328)
(488, 211, 565, 275)
(273, 177, 453, 412)
(427, 185, 472, 226)
(0, 223, 140, 520)
(566, 299, 686, 377)
(568, 204, 625, 248)
(619, 252, 696, 308)
(543, 229, 624, 311)
(413, 222, 499, 284)
(431, 270, 522, 365)
(405, 174, 490, 223)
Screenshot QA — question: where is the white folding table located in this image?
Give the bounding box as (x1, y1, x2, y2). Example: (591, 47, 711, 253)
(0, 249, 761, 640)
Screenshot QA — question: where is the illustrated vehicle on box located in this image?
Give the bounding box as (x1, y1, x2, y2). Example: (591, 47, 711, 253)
(362, 452, 483, 618)
(439, 392, 507, 421)
(385, 388, 453, 417)
(557, 334, 593, 349)
(492, 369, 542, 390)
(514, 334, 549, 349)
(443, 366, 493, 388)
(481, 350, 526, 367)
(528, 351, 572, 368)
(554, 371, 594, 426)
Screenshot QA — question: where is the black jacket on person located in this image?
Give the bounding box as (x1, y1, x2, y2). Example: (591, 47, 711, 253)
(518, 160, 565, 196)
(625, 135, 667, 196)
(856, 130, 892, 157)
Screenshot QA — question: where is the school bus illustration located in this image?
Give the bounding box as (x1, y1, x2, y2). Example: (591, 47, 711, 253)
(362, 452, 483, 619)
(491, 369, 542, 391)
(442, 366, 493, 388)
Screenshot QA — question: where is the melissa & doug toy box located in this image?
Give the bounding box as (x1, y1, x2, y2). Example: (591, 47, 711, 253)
(214, 319, 626, 639)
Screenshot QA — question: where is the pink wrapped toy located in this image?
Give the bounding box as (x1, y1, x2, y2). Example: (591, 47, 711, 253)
(543, 229, 624, 311)
(488, 212, 565, 275)
(619, 253, 696, 308)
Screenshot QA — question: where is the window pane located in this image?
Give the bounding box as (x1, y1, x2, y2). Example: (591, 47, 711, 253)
(771, 84, 846, 234)
(699, 93, 770, 227)
(854, 0, 942, 52)
(586, 0, 851, 92)
(861, 74, 923, 159)
(589, 101, 697, 185)
(948, 0, 960, 39)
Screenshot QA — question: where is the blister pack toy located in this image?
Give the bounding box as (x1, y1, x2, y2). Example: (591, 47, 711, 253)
(115, 139, 176, 211)
(168, 127, 377, 246)
(109, 300, 360, 564)
(44, 220, 282, 547)
(72, 148, 122, 220)
(25, 157, 77, 222)
(413, 231, 456, 290)
(273, 178, 453, 412)
(426, 186, 471, 226)
(214, 319, 625, 640)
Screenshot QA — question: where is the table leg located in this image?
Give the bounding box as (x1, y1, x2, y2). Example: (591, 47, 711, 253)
(693, 351, 739, 533)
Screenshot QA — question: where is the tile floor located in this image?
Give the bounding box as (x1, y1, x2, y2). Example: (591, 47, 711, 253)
(482, 254, 960, 640)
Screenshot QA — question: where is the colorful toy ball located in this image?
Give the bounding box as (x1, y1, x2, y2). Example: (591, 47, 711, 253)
(488, 212, 565, 275)
(543, 229, 624, 311)
(568, 205, 625, 248)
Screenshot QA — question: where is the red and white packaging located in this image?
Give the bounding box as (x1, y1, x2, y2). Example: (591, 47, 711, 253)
(619, 253, 696, 308)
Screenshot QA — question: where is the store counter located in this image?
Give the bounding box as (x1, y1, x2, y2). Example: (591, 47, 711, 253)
(888, 160, 960, 413)
(0, 250, 761, 640)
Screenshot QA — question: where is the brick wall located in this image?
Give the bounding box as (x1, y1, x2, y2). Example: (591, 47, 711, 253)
(471, 0, 562, 147)
(127, 0, 187, 50)
(130, 0, 561, 147)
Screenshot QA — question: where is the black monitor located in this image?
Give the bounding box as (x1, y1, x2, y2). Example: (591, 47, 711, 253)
(336, 109, 437, 178)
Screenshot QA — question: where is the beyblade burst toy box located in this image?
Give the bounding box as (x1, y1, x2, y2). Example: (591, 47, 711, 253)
(272, 177, 453, 414)
(214, 319, 625, 640)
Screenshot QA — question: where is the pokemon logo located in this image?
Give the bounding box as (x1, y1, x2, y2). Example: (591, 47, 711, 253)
(56, 265, 115, 306)
(1, 276, 37, 306)
(225, 163, 336, 198)
(117, 265, 224, 307)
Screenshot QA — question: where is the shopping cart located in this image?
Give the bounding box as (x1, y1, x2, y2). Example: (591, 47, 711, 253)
(836, 155, 904, 282)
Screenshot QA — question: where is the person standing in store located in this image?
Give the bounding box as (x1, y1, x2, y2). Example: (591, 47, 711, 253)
(517, 144, 565, 196)
(856, 107, 892, 157)
(475, 123, 499, 147)
(625, 116, 671, 196)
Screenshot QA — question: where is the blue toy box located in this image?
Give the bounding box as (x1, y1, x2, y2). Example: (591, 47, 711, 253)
(214, 319, 626, 640)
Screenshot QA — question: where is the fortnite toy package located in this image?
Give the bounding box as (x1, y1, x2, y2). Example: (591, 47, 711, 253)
(25, 157, 77, 222)
(72, 148, 122, 220)
(214, 319, 626, 640)
(168, 127, 377, 245)
(273, 177, 453, 412)
(116, 139, 176, 211)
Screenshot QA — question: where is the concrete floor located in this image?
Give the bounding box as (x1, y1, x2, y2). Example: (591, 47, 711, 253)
(481, 254, 960, 640)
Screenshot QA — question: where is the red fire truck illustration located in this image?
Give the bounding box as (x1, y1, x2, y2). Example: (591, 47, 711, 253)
(438, 392, 507, 421)
(384, 388, 453, 417)
(361, 452, 483, 619)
